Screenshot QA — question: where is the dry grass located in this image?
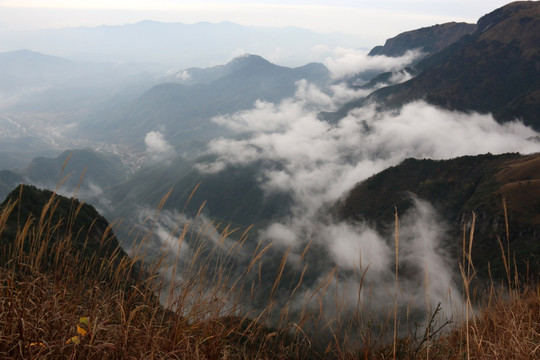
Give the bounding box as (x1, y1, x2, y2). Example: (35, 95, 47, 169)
(0, 184, 538, 359)
(351, 205, 540, 360)
(431, 285, 540, 360)
(0, 186, 316, 359)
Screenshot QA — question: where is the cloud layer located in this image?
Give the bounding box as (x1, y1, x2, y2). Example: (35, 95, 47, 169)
(204, 91, 540, 216)
(324, 48, 423, 80)
(193, 79, 540, 328)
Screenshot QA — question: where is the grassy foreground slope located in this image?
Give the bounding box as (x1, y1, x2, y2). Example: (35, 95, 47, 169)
(0, 157, 539, 358)
(0, 183, 539, 359)
(0, 184, 315, 359)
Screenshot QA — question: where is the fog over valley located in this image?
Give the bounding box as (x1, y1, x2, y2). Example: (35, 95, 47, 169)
(1, 1, 539, 352)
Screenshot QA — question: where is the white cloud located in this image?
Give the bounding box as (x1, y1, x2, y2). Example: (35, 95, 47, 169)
(323, 222, 391, 273)
(231, 48, 247, 58)
(144, 130, 174, 163)
(206, 98, 540, 219)
(294, 79, 334, 107)
(260, 223, 298, 248)
(324, 48, 423, 80)
(197, 80, 540, 325)
(211, 99, 306, 133)
(176, 70, 191, 81)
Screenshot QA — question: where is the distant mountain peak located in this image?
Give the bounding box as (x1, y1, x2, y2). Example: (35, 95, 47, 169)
(222, 54, 277, 74)
(343, 1, 540, 129)
(475, 1, 538, 35)
(228, 53, 269, 64)
(0, 49, 69, 60)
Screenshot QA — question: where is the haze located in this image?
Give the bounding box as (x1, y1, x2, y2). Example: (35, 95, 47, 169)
(0, 0, 513, 46)
(1, 0, 538, 342)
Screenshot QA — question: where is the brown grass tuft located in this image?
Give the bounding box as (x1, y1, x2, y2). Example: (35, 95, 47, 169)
(1, 183, 539, 359)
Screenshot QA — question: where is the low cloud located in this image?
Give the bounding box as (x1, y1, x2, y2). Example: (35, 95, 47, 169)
(212, 99, 308, 133)
(205, 98, 540, 217)
(232, 48, 247, 58)
(197, 80, 540, 328)
(175, 70, 191, 81)
(144, 130, 175, 163)
(324, 47, 423, 80)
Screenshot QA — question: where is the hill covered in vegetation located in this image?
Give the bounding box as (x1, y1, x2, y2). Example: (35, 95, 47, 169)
(0, 184, 316, 359)
(326, 1, 540, 130)
(1, 163, 540, 358)
(337, 152, 540, 280)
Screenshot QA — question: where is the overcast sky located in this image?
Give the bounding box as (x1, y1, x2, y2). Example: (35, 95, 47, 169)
(0, 0, 516, 46)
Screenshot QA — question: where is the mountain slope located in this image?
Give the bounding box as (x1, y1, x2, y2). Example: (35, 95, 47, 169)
(0, 149, 129, 201)
(368, 22, 475, 57)
(327, 1, 540, 129)
(99, 156, 293, 228)
(337, 152, 540, 279)
(86, 55, 330, 148)
(0, 184, 129, 274)
(372, 1, 540, 129)
(0, 49, 77, 93)
(0, 170, 23, 199)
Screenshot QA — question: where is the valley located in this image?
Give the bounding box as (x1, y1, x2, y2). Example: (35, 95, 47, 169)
(0, 1, 539, 358)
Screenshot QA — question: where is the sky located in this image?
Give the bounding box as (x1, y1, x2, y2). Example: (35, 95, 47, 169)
(0, 0, 517, 46)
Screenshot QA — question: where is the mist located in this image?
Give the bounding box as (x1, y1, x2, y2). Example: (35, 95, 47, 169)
(2, 20, 538, 338)
(0, 22, 362, 68)
(324, 48, 423, 80)
(188, 78, 540, 331)
(144, 130, 175, 163)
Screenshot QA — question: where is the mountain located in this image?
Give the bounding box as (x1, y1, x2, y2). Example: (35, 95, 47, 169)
(0, 132, 61, 172)
(0, 21, 361, 68)
(98, 156, 293, 229)
(368, 22, 475, 57)
(326, 1, 540, 129)
(168, 55, 328, 86)
(0, 49, 165, 112)
(0, 50, 165, 172)
(84, 55, 330, 148)
(0, 49, 77, 93)
(371, 1, 540, 127)
(0, 184, 130, 277)
(337, 152, 540, 280)
(0, 149, 129, 201)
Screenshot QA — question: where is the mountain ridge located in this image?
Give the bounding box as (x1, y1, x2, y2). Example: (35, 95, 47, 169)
(0, 184, 130, 276)
(84, 54, 330, 148)
(0, 149, 129, 201)
(337, 152, 540, 279)
(0, 21, 360, 67)
(325, 1, 540, 129)
(368, 21, 476, 57)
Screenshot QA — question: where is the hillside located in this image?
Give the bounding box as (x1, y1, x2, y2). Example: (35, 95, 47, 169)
(0, 184, 130, 277)
(368, 22, 475, 57)
(0, 170, 23, 201)
(0, 149, 129, 201)
(0, 49, 77, 94)
(376, 1, 540, 128)
(326, 1, 540, 129)
(84, 54, 330, 148)
(98, 156, 293, 229)
(337, 152, 540, 280)
(0, 183, 319, 359)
